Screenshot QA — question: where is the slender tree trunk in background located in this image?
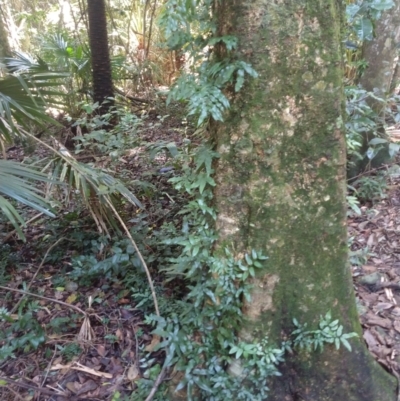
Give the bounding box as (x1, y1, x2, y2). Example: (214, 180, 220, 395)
(212, 1, 396, 400)
(358, 0, 400, 101)
(348, 0, 400, 177)
(0, 4, 12, 60)
(87, 0, 114, 114)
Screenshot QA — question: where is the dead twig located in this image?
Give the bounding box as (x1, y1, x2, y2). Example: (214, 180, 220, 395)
(0, 286, 86, 315)
(144, 364, 168, 401)
(0, 376, 66, 397)
(6, 386, 24, 401)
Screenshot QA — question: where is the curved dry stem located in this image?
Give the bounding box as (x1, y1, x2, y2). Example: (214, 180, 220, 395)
(105, 197, 160, 316)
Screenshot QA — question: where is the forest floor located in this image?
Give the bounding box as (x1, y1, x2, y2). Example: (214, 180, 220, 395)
(349, 160, 400, 383)
(0, 111, 190, 401)
(1, 114, 400, 400)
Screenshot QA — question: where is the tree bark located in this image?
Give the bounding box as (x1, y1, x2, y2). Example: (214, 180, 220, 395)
(212, 1, 396, 400)
(0, 3, 12, 59)
(87, 0, 114, 114)
(358, 0, 400, 101)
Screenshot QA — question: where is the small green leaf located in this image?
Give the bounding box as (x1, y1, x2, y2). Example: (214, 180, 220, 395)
(244, 253, 252, 265)
(335, 337, 340, 350)
(340, 337, 352, 351)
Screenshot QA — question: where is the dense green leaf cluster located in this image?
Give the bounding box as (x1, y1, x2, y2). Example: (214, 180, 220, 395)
(346, 0, 394, 43)
(159, 0, 257, 126)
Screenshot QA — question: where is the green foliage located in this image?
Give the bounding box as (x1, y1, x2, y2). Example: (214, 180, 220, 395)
(68, 213, 178, 285)
(344, 2, 400, 176)
(168, 60, 257, 126)
(345, 87, 400, 172)
(346, 0, 395, 43)
(131, 140, 359, 399)
(0, 160, 56, 240)
(348, 236, 373, 266)
(72, 103, 143, 159)
(292, 312, 358, 352)
(0, 59, 66, 239)
(133, 363, 166, 401)
(352, 173, 388, 201)
(0, 65, 66, 142)
(159, 0, 257, 126)
(0, 245, 12, 285)
(58, 342, 82, 361)
(49, 316, 75, 334)
(346, 194, 362, 216)
(0, 301, 46, 360)
(36, 33, 92, 115)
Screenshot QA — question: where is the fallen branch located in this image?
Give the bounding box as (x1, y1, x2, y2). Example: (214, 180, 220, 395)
(0, 375, 66, 397)
(0, 286, 86, 315)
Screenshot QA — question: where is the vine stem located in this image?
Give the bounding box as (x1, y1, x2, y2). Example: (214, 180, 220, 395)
(105, 198, 160, 316)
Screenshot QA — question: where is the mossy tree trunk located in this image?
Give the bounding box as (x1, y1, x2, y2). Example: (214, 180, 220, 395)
(212, 1, 396, 400)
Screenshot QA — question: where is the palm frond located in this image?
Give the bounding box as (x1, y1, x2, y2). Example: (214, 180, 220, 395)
(43, 140, 143, 236)
(3, 52, 50, 74)
(0, 71, 67, 142)
(0, 160, 55, 240)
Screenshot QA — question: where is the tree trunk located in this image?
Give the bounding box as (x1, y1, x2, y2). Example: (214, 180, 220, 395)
(212, 1, 396, 400)
(87, 0, 114, 114)
(0, 3, 12, 60)
(358, 0, 400, 100)
(348, 1, 400, 178)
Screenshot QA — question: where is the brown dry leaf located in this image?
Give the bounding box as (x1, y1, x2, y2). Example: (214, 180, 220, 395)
(377, 346, 393, 358)
(362, 265, 377, 273)
(115, 328, 124, 342)
(358, 220, 369, 230)
(118, 298, 130, 305)
(363, 329, 378, 348)
(365, 314, 392, 329)
(360, 291, 379, 305)
(120, 309, 134, 319)
(127, 364, 140, 381)
(66, 381, 80, 394)
(145, 335, 160, 352)
(367, 233, 377, 247)
(96, 344, 106, 357)
(76, 379, 98, 395)
(393, 320, 400, 334)
(374, 303, 394, 313)
(108, 357, 124, 375)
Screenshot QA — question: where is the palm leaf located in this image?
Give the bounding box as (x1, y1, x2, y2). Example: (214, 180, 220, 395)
(0, 72, 67, 143)
(43, 140, 143, 236)
(3, 52, 50, 74)
(0, 160, 55, 240)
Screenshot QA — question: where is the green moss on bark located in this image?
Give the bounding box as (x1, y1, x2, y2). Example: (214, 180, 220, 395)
(213, 0, 396, 399)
